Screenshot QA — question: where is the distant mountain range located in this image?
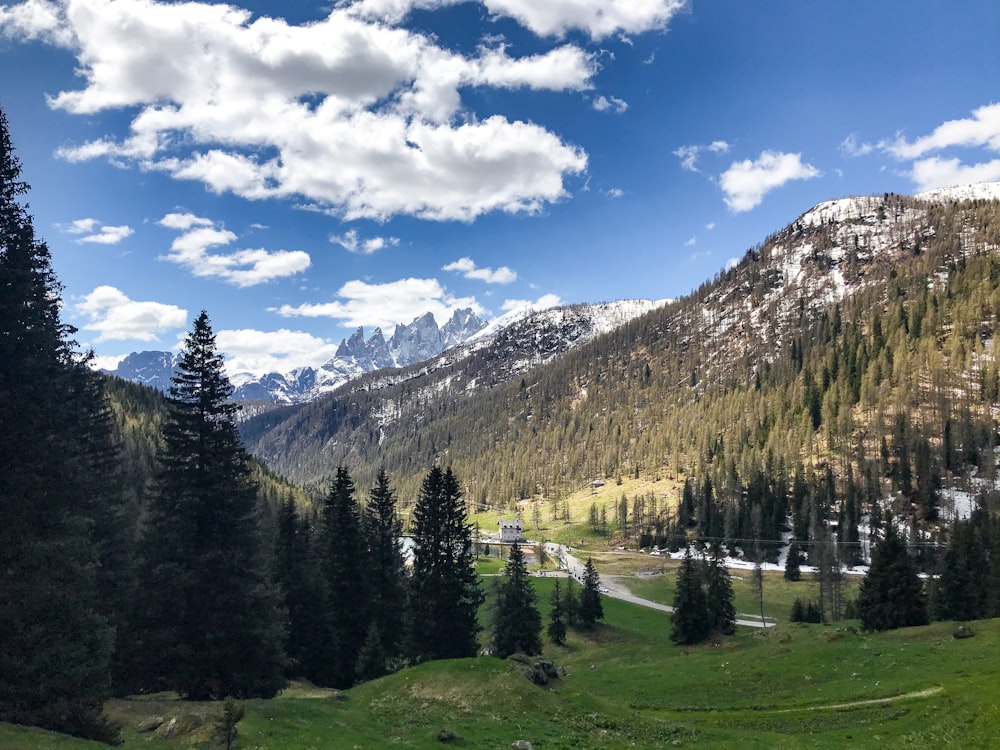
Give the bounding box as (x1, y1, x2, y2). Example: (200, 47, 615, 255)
(104, 301, 665, 404)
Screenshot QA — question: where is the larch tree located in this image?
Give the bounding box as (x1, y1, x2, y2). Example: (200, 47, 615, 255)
(491, 541, 543, 658)
(133, 311, 287, 700)
(0, 104, 116, 741)
(408, 466, 484, 661)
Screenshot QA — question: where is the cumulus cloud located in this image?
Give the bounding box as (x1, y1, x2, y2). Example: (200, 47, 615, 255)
(442, 257, 517, 284)
(719, 151, 821, 212)
(593, 95, 628, 114)
(3, 0, 594, 222)
(344, 0, 687, 39)
(330, 229, 400, 254)
(59, 217, 134, 244)
(157, 213, 310, 286)
(908, 157, 1000, 192)
(215, 328, 340, 374)
(501, 293, 562, 312)
(274, 277, 484, 330)
(0, 0, 73, 44)
(674, 140, 729, 173)
(76, 285, 188, 342)
(605, 187, 624, 198)
(881, 103, 1000, 160)
(875, 104, 1000, 192)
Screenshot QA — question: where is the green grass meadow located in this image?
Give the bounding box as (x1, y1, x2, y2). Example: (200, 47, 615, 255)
(4, 571, 1000, 749)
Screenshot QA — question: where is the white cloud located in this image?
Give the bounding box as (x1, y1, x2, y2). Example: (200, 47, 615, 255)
(881, 103, 1000, 160)
(839, 133, 873, 157)
(330, 229, 400, 254)
(215, 328, 340, 374)
(76, 285, 188, 342)
(0, 0, 73, 45)
(501, 293, 562, 312)
(908, 156, 1000, 192)
(274, 277, 484, 330)
(479, 0, 688, 39)
(725, 257, 738, 270)
(719, 150, 821, 212)
(7, 0, 593, 222)
(442, 257, 517, 284)
(158, 212, 214, 230)
(81, 224, 133, 244)
(60, 217, 134, 244)
(158, 213, 311, 286)
(343, 0, 687, 39)
(684, 236, 696, 247)
(593, 95, 628, 114)
(605, 187, 624, 199)
(674, 140, 729, 173)
(705, 222, 715, 230)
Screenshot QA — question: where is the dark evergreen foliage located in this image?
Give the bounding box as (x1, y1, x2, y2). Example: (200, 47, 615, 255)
(491, 542, 543, 658)
(577, 557, 604, 629)
(133, 312, 287, 700)
(671, 549, 710, 645)
(273, 498, 332, 683)
(705, 550, 736, 636)
(316, 466, 368, 687)
(783, 542, 802, 581)
(547, 580, 568, 645)
(408, 466, 484, 661)
(363, 467, 407, 664)
(857, 524, 927, 632)
(0, 106, 116, 741)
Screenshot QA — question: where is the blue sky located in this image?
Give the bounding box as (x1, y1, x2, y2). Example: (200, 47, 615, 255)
(1, 0, 998, 375)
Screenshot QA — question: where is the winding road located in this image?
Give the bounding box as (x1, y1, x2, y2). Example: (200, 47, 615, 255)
(543, 543, 775, 629)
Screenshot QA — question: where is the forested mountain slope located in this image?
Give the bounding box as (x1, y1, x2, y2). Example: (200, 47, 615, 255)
(242, 188, 1000, 553)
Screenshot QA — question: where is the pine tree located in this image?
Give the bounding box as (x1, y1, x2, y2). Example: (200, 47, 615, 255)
(408, 466, 485, 661)
(492, 542, 543, 657)
(705, 549, 736, 635)
(578, 557, 605, 629)
(547, 580, 568, 645)
(363, 468, 406, 664)
(315, 466, 368, 687)
(563, 577, 580, 627)
(133, 311, 287, 700)
(671, 548, 710, 645)
(857, 524, 927, 632)
(0, 106, 116, 740)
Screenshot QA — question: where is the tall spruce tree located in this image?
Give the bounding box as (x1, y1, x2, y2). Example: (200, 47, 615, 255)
(0, 105, 116, 741)
(408, 466, 484, 661)
(316, 466, 368, 687)
(492, 542, 543, 657)
(363, 468, 407, 667)
(133, 312, 287, 700)
(705, 549, 736, 636)
(578, 557, 605, 629)
(547, 580, 568, 645)
(857, 524, 927, 632)
(671, 548, 710, 645)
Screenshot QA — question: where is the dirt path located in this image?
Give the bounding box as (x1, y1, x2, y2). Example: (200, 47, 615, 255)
(770, 686, 943, 713)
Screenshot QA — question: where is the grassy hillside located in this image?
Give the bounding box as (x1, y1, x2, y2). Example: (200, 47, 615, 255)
(7, 570, 999, 749)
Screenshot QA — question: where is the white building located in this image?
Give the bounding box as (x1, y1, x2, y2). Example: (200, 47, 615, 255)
(498, 519, 523, 543)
